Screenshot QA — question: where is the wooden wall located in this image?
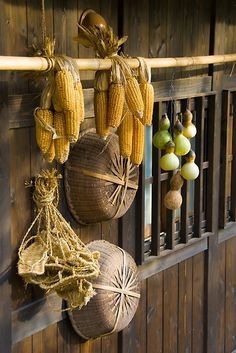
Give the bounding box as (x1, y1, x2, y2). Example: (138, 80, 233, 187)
(1, 1, 236, 353)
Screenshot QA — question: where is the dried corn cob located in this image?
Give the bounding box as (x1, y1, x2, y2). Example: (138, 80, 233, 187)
(43, 140, 55, 163)
(94, 91, 109, 138)
(74, 81, 85, 123)
(52, 88, 63, 113)
(54, 112, 70, 164)
(34, 108, 54, 154)
(125, 76, 144, 120)
(64, 110, 80, 143)
(131, 117, 145, 165)
(94, 71, 110, 139)
(118, 109, 133, 158)
(107, 83, 125, 128)
(140, 82, 154, 126)
(55, 69, 76, 111)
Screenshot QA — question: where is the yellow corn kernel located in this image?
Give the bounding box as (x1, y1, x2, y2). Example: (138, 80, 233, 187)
(34, 108, 54, 154)
(52, 88, 63, 113)
(54, 112, 70, 164)
(55, 69, 76, 111)
(140, 82, 154, 126)
(125, 76, 144, 120)
(107, 83, 125, 128)
(130, 117, 145, 165)
(118, 110, 133, 158)
(64, 110, 80, 144)
(94, 90, 109, 138)
(75, 81, 85, 123)
(43, 140, 55, 163)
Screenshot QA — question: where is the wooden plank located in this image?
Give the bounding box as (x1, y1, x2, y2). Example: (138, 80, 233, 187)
(219, 90, 230, 228)
(216, 242, 226, 353)
(0, 0, 28, 95)
(231, 92, 236, 221)
(218, 222, 236, 244)
(225, 237, 236, 352)
(179, 99, 189, 243)
(148, 0, 168, 81)
(12, 293, 64, 344)
(153, 76, 212, 102)
(147, 272, 163, 353)
(207, 2, 226, 352)
(140, 235, 209, 280)
(12, 336, 32, 353)
(57, 318, 81, 353)
(0, 83, 11, 353)
(163, 265, 178, 353)
(119, 280, 147, 353)
(178, 258, 193, 353)
(151, 102, 161, 255)
(192, 252, 206, 353)
(194, 96, 204, 237)
(8, 78, 213, 130)
(10, 127, 32, 310)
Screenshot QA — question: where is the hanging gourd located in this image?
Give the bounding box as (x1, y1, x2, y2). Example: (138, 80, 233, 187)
(164, 171, 184, 210)
(160, 141, 179, 171)
(181, 150, 199, 180)
(153, 114, 172, 149)
(173, 118, 191, 156)
(182, 109, 197, 138)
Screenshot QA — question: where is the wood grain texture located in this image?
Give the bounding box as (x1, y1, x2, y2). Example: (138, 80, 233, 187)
(192, 252, 206, 353)
(147, 272, 163, 353)
(225, 237, 236, 353)
(178, 258, 193, 353)
(163, 265, 178, 353)
(0, 84, 12, 353)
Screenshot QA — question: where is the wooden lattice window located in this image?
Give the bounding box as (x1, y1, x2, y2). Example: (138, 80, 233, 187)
(220, 90, 236, 228)
(136, 92, 216, 263)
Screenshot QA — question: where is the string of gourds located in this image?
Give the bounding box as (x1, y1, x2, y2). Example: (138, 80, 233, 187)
(32, 37, 85, 164)
(153, 111, 199, 210)
(76, 12, 154, 166)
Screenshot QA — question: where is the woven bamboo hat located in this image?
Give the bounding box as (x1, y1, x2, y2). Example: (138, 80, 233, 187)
(65, 129, 139, 224)
(68, 240, 140, 340)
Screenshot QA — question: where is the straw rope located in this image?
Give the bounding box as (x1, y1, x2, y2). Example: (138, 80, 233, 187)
(18, 169, 100, 310)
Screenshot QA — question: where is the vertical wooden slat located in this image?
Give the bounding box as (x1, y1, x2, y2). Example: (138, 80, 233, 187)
(225, 237, 236, 353)
(163, 265, 178, 353)
(206, 93, 217, 232)
(147, 273, 163, 353)
(178, 258, 193, 353)
(151, 102, 162, 255)
(135, 163, 145, 264)
(119, 280, 147, 353)
(180, 98, 190, 243)
(192, 252, 206, 353)
(231, 92, 236, 221)
(165, 102, 176, 250)
(219, 90, 230, 228)
(0, 84, 11, 353)
(216, 242, 226, 353)
(194, 96, 204, 236)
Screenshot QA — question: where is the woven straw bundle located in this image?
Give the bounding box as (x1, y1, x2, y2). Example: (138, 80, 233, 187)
(68, 240, 140, 340)
(65, 129, 139, 224)
(18, 169, 100, 310)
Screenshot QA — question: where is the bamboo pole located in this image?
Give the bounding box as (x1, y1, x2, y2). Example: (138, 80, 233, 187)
(0, 54, 236, 71)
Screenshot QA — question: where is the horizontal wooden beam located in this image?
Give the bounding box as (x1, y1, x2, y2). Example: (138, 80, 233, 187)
(218, 222, 236, 244)
(1, 53, 236, 71)
(8, 76, 212, 130)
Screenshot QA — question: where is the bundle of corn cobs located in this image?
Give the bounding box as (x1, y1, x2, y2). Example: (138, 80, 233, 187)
(33, 39, 84, 164)
(77, 11, 154, 165)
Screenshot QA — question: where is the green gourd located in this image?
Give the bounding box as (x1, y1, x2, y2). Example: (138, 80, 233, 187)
(174, 119, 191, 156)
(160, 141, 179, 171)
(181, 150, 199, 180)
